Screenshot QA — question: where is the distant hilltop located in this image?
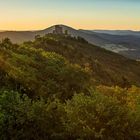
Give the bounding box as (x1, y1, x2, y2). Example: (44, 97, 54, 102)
(52, 25, 68, 35)
(0, 24, 140, 60)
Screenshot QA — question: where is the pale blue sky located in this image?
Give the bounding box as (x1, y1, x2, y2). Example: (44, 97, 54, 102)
(0, 0, 140, 30)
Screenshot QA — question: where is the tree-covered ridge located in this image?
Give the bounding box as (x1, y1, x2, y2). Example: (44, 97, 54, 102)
(24, 34, 140, 87)
(0, 37, 90, 99)
(0, 35, 140, 139)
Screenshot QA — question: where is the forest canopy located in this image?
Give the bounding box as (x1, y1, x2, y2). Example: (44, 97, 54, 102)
(0, 34, 140, 139)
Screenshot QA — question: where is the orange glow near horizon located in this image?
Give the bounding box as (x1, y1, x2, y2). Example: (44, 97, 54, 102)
(0, 25, 139, 32)
(0, 19, 140, 31)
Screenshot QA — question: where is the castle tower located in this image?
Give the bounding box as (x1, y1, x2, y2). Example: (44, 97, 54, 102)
(53, 25, 63, 34)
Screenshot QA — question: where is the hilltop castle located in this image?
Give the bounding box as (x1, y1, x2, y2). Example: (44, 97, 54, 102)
(53, 25, 69, 35)
(53, 25, 63, 34)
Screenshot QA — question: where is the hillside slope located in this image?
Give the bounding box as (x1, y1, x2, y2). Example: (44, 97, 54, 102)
(1, 34, 140, 91)
(80, 29, 140, 60)
(0, 31, 35, 43)
(0, 25, 110, 46)
(32, 34, 140, 87)
(0, 25, 140, 60)
(1, 34, 140, 140)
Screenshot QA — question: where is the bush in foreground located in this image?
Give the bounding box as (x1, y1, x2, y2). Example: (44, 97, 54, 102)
(0, 89, 140, 140)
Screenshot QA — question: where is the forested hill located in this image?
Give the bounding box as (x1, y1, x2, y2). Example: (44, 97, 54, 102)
(31, 34, 140, 87)
(0, 34, 140, 95)
(1, 25, 140, 60)
(0, 34, 140, 139)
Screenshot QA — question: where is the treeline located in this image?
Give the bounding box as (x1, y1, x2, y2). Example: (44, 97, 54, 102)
(0, 35, 140, 139)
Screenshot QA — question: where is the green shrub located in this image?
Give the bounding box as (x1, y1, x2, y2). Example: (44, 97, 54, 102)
(63, 90, 140, 140)
(0, 90, 65, 140)
(0, 89, 140, 140)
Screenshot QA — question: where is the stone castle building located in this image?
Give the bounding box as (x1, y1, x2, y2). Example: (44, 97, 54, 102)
(53, 25, 63, 34)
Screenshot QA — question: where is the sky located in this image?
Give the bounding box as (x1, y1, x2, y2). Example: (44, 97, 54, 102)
(0, 0, 140, 30)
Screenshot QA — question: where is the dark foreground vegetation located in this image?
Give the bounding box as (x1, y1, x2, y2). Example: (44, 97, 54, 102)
(0, 34, 140, 139)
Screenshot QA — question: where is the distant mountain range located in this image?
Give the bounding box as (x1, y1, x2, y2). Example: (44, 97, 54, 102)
(0, 25, 140, 60)
(80, 29, 140, 60)
(93, 30, 140, 36)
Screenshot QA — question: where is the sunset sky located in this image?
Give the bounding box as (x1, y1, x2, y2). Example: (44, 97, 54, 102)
(0, 0, 140, 30)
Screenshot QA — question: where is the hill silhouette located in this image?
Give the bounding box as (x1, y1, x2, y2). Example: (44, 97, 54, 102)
(0, 25, 140, 60)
